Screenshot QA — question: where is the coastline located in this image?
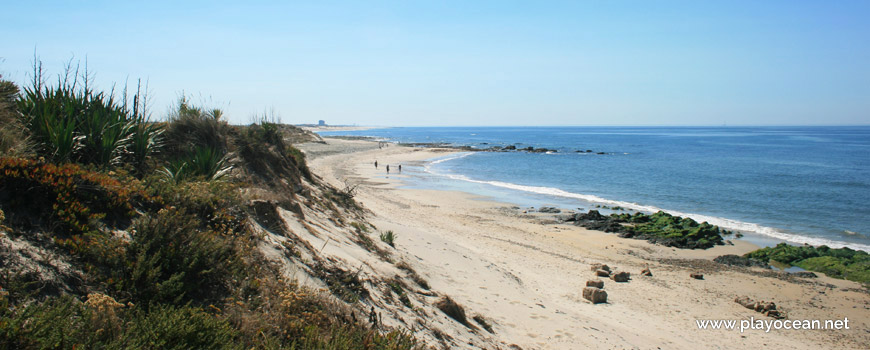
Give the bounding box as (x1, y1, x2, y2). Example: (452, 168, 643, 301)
(298, 125, 383, 132)
(310, 126, 870, 252)
(298, 138, 869, 349)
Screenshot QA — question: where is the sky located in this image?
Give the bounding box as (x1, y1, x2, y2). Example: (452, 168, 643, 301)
(2, 0, 869, 126)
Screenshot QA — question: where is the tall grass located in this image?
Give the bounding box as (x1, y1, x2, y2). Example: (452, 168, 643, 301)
(16, 60, 160, 168)
(159, 145, 232, 183)
(0, 76, 31, 157)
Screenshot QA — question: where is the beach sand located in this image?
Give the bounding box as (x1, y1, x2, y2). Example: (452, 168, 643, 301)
(298, 138, 869, 349)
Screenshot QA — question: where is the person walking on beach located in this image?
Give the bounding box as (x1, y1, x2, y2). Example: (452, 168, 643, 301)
(374, 160, 378, 169)
(386, 165, 390, 173)
(398, 164, 402, 173)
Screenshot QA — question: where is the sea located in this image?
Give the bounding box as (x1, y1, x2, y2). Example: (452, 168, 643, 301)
(318, 126, 870, 252)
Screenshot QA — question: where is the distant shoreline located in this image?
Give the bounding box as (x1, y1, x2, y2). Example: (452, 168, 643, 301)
(297, 125, 383, 132)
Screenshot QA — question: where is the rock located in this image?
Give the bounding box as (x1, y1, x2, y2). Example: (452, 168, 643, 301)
(556, 214, 577, 222)
(754, 301, 776, 313)
(713, 255, 769, 268)
(735, 296, 755, 309)
(611, 271, 630, 282)
(790, 271, 818, 278)
(640, 268, 652, 276)
(586, 279, 604, 288)
(577, 210, 606, 221)
(505, 145, 516, 150)
(766, 309, 785, 319)
(735, 296, 785, 319)
(690, 273, 704, 280)
(590, 263, 611, 272)
(538, 207, 561, 213)
(582, 287, 607, 304)
(595, 269, 611, 277)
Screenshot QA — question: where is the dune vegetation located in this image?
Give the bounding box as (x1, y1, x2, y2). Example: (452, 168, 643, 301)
(0, 62, 420, 349)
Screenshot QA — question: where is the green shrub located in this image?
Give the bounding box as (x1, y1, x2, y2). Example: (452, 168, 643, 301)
(122, 209, 241, 306)
(0, 76, 31, 157)
(16, 64, 155, 167)
(127, 120, 163, 174)
(121, 305, 241, 349)
(291, 325, 419, 350)
(380, 230, 396, 247)
(0, 295, 241, 350)
(146, 179, 245, 235)
(163, 97, 229, 158)
(160, 145, 232, 183)
(0, 157, 146, 236)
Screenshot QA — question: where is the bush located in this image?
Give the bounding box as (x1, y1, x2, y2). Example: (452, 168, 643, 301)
(0, 295, 241, 350)
(16, 63, 156, 167)
(163, 97, 229, 158)
(122, 208, 241, 306)
(380, 230, 396, 247)
(235, 122, 307, 188)
(0, 76, 30, 157)
(160, 145, 232, 183)
(0, 157, 147, 236)
(121, 305, 241, 349)
(146, 179, 245, 235)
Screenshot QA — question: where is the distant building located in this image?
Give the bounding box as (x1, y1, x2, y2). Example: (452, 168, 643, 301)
(318, 120, 327, 126)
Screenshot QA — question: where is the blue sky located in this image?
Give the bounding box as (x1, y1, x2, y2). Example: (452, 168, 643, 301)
(2, 1, 869, 126)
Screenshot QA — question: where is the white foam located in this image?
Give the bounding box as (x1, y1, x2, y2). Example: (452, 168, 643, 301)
(424, 156, 870, 252)
(426, 152, 475, 167)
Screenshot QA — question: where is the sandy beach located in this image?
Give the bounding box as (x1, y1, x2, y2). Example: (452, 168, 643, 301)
(297, 138, 869, 349)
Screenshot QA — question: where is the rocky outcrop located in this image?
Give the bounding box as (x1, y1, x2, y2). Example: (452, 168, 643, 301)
(574, 210, 726, 249)
(714, 254, 769, 268)
(790, 271, 818, 278)
(575, 211, 624, 233)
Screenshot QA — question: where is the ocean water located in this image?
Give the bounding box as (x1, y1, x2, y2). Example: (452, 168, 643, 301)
(319, 126, 870, 251)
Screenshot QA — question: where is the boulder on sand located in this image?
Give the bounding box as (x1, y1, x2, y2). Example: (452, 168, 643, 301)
(538, 206, 561, 213)
(595, 269, 611, 277)
(586, 279, 604, 288)
(611, 271, 630, 282)
(735, 296, 755, 309)
(590, 263, 611, 272)
(640, 268, 652, 276)
(690, 273, 704, 280)
(582, 287, 607, 304)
